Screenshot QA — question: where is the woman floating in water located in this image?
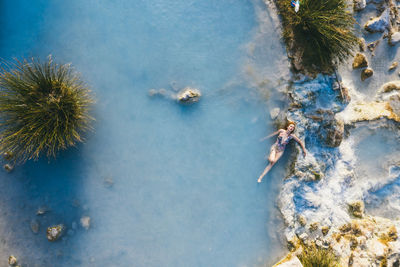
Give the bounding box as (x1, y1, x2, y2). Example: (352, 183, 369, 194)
(258, 122, 307, 183)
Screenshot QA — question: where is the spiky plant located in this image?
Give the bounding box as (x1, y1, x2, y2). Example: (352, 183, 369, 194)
(0, 56, 94, 163)
(278, 0, 358, 71)
(298, 245, 339, 267)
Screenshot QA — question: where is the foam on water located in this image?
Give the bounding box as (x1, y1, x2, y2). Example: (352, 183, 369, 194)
(0, 1, 291, 266)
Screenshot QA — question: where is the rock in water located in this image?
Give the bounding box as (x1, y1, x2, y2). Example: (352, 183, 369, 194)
(381, 81, 400, 93)
(353, 0, 366, 11)
(46, 224, 65, 241)
(8, 255, 17, 266)
(80, 216, 91, 230)
(389, 62, 398, 71)
(30, 219, 40, 234)
(269, 107, 280, 120)
(3, 164, 13, 173)
(361, 68, 373, 81)
(364, 9, 389, 33)
(177, 87, 201, 104)
(389, 32, 400, 46)
(358, 38, 366, 51)
(352, 53, 368, 69)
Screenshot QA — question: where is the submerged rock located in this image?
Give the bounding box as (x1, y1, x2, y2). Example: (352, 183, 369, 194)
(80, 216, 91, 230)
(270, 107, 281, 120)
(361, 68, 373, 81)
(353, 0, 366, 11)
(36, 206, 50, 216)
(46, 224, 65, 241)
(30, 219, 40, 234)
(352, 53, 368, 69)
(364, 9, 389, 33)
(389, 62, 398, 71)
(177, 87, 201, 104)
(8, 255, 17, 266)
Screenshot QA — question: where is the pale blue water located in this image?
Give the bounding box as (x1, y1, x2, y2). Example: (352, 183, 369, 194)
(0, 1, 289, 266)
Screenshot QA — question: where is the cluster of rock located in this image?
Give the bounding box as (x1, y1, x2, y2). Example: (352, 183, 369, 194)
(149, 86, 201, 104)
(354, 0, 400, 47)
(338, 80, 400, 123)
(272, 73, 400, 266)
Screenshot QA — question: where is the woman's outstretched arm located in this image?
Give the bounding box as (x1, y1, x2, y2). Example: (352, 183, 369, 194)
(259, 129, 283, 142)
(292, 135, 307, 156)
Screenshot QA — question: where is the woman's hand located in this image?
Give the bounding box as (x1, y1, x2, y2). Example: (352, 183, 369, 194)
(303, 150, 307, 157)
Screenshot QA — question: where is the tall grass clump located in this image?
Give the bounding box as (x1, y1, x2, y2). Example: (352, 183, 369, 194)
(277, 0, 358, 72)
(0, 56, 94, 163)
(298, 245, 339, 267)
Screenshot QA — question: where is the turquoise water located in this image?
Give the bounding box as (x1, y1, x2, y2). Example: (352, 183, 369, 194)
(0, 1, 289, 266)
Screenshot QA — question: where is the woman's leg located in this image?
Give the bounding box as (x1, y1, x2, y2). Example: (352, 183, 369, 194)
(257, 148, 284, 183)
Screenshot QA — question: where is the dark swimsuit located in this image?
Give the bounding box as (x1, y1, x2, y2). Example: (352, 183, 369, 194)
(275, 132, 293, 152)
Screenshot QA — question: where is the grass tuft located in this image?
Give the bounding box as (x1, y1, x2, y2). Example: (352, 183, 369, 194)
(298, 245, 339, 267)
(276, 0, 358, 72)
(0, 56, 94, 163)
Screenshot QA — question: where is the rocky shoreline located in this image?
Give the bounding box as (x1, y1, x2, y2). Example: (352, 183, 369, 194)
(268, 0, 400, 265)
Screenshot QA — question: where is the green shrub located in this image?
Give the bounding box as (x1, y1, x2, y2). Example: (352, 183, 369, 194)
(0, 56, 94, 163)
(298, 245, 339, 267)
(277, 0, 358, 72)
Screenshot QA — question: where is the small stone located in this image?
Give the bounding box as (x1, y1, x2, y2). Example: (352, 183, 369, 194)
(358, 38, 366, 52)
(8, 255, 17, 266)
(158, 88, 167, 96)
(3, 164, 13, 173)
(269, 107, 280, 120)
(297, 215, 307, 227)
(103, 176, 114, 188)
(389, 32, 400, 46)
(352, 53, 368, 69)
(36, 206, 50, 216)
(354, 0, 366, 11)
(148, 89, 157, 96)
(298, 233, 308, 241)
(177, 87, 201, 104)
(321, 226, 330, 236)
(46, 224, 65, 241)
(80, 216, 91, 230)
(367, 40, 380, 52)
(389, 62, 398, 71)
(30, 219, 40, 234)
(348, 200, 364, 218)
(361, 68, 373, 81)
(309, 222, 319, 232)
